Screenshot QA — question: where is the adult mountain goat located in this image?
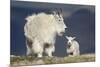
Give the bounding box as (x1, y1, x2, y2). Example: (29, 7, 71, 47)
(66, 36, 80, 56)
(24, 11, 67, 57)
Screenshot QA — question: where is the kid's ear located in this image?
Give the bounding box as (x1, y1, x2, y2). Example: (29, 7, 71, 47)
(65, 36, 69, 39)
(73, 37, 76, 39)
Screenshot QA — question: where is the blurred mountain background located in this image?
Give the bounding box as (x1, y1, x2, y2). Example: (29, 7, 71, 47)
(10, 1, 95, 57)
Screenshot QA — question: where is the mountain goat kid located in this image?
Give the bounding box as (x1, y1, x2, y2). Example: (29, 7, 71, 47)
(66, 36, 80, 56)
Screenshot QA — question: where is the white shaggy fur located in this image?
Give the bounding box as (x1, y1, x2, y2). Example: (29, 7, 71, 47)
(24, 12, 67, 57)
(66, 36, 80, 56)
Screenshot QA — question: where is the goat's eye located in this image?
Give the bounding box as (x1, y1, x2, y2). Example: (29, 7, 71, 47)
(58, 19, 61, 21)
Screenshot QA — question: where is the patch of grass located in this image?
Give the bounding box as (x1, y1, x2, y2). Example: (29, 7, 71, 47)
(63, 55, 95, 63)
(10, 54, 95, 66)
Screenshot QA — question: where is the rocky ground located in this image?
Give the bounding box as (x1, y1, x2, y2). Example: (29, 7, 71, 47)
(10, 54, 95, 66)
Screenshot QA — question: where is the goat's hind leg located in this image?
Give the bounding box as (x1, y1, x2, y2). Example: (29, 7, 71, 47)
(26, 45, 32, 56)
(26, 39, 33, 56)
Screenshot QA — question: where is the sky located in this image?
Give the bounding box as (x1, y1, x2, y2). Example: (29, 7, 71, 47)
(10, 1, 95, 57)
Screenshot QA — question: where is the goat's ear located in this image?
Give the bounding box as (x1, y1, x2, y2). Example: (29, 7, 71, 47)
(73, 37, 76, 39)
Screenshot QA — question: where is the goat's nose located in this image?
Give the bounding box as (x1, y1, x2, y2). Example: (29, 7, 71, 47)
(67, 44, 71, 48)
(68, 42, 71, 44)
(65, 28, 67, 31)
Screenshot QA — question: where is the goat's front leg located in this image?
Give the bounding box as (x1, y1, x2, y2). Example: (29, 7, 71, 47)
(45, 45, 55, 57)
